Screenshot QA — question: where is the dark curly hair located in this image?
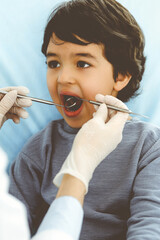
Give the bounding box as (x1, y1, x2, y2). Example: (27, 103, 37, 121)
(42, 0, 146, 102)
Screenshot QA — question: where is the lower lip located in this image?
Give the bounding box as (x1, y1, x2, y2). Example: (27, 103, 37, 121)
(63, 104, 83, 117)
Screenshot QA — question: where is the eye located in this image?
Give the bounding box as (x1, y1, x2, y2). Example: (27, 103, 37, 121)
(77, 61, 90, 68)
(47, 60, 60, 69)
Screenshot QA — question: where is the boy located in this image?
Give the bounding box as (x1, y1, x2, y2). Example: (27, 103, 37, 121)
(0, 87, 128, 240)
(9, 0, 160, 239)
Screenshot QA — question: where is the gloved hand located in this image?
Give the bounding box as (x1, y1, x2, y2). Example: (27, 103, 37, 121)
(0, 86, 32, 128)
(53, 94, 129, 193)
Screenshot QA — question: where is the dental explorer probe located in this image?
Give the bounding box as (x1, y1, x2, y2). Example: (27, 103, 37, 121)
(75, 97, 149, 119)
(0, 90, 149, 119)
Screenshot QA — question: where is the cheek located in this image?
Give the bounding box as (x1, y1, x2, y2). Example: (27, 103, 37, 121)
(47, 72, 56, 97)
(82, 68, 115, 99)
(82, 79, 114, 101)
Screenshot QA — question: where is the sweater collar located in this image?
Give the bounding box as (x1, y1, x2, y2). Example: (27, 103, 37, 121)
(63, 119, 80, 134)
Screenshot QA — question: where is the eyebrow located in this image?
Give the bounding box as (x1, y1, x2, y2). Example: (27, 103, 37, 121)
(46, 52, 57, 57)
(75, 53, 96, 59)
(46, 52, 97, 61)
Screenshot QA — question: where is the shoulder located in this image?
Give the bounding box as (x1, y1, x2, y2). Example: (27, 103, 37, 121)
(123, 118, 160, 161)
(124, 118, 160, 142)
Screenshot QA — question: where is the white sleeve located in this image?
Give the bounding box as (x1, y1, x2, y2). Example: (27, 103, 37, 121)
(0, 147, 83, 240)
(33, 196, 84, 240)
(0, 147, 30, 240)
(0, 147, 9, 193)
(32, 229, 73, 240)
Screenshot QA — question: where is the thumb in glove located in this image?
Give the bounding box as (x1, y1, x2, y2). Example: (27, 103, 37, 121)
(0, 86, 32, 127)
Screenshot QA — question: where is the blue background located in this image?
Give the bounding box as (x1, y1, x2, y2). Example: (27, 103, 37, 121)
(0, 0, 160, 167)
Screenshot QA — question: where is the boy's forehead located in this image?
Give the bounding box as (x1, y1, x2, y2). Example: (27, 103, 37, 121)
(47, 33, 105, 59)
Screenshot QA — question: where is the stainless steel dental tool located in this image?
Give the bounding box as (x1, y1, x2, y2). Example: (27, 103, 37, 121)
(0, 90, 65, 108)
(74, 97, 149, 119)
(0, 90, 149, 119)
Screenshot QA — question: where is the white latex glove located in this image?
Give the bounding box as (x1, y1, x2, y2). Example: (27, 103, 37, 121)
(53, 95, 129, 193)
(0, 86, 32, 128)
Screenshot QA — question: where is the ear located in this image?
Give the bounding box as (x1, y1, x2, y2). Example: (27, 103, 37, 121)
(112, 73, 132, 94)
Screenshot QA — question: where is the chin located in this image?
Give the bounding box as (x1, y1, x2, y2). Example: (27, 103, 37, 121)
(65, 117, 88, 129)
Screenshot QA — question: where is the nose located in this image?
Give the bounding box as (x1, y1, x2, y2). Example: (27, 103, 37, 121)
(57, 66, 76, 85)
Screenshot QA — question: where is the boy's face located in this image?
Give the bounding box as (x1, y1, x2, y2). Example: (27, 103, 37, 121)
(46, 34, 119, 128)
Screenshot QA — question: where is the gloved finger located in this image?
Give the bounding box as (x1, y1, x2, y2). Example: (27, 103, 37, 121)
(94, 94, 104, 111)
(1, 86, 30, 95)
(0, 90, 17, 116)
(13, 116, 20, 124)
(95, 93, 105, 103)
(108, 108, 128, 124)
(95, 94, 115, 118)
(96, 94, 128, 110)
(92, 112, 96, 117)
(14, 98, 32, 107)
(95, 94, 129, 119)
(106, 107, 129, 131)
(103, 96, 129, 121)
(93, 104, 99, 111)
(104, 95, 128, 110)
(9, 106, 29, 119)
(5, 113, 20, 124)
(93, 103, 108, 123)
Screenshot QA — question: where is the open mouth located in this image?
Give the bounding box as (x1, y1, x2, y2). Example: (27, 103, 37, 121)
(61, 94, 83, 112)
